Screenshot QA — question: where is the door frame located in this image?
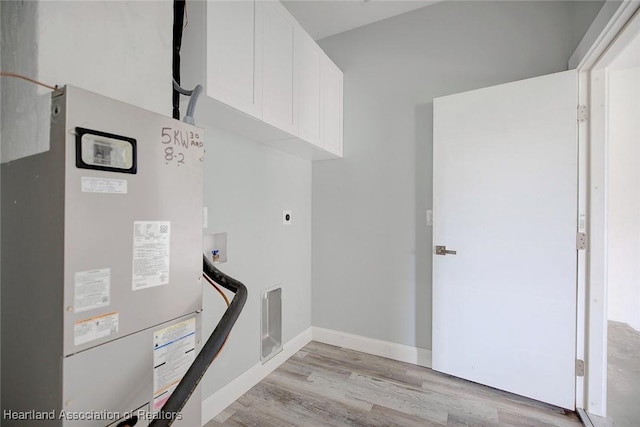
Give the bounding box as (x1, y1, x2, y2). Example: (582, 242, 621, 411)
(574, 0, 640, 416)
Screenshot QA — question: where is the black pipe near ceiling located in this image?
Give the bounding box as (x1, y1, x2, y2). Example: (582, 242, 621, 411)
(172, 0, 186, 120)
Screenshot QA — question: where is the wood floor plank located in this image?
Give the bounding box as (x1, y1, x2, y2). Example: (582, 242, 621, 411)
(282, 356, 449, 423)
(268, 364, 376, 412)
(255, 377, 394, 427)
(369, 403, 447, 427)
(607, 321, 640, 427)
(303, 342, 429, 388)
(497, 409, 571, 427)
(204, 342, 582, 427)
(420, 374, 578, 426)
(343, 372, 454, 424)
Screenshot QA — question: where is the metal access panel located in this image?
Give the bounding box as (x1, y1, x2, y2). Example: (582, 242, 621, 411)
(62, 314, 201, 427)
(1, 86, 204, 426)
(57, 86, 205, 355)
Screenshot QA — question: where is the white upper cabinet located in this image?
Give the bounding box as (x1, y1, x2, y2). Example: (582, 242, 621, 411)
(206, 0, 262, 119)
(184, 0, 343, 160)
(295, 27, 322, 147)
(261, 1, 296, 134)
(321, 55, 344, 157)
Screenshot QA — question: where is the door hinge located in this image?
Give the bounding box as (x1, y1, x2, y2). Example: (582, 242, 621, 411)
(576, 232, 587, 250)
(576, 359, 585, 377)
(577, 105, 588, 123)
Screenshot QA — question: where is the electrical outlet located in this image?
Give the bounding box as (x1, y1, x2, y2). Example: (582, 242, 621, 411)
(283, 210, 292, 225)
(426, 209, 433, 226)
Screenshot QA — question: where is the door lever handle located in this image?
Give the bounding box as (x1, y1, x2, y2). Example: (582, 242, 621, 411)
(435, 245, 457, 256)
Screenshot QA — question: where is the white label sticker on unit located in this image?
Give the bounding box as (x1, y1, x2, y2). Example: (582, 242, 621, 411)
(81, 177, 128, 194)
(74, 312, 119, 346)
(152, 318, 196, 411)
(74, 268, 111, 313)
(132, 221, 171, 291)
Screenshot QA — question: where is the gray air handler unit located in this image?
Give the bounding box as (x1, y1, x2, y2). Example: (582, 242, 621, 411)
(2, 86, 206, 426)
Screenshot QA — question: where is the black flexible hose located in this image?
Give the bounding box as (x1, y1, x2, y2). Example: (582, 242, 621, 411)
(148, 256, 248, 427)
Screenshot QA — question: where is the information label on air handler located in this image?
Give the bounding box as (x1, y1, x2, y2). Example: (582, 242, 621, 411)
(132, 221, 170, 290)
(152, 318, 196, 411)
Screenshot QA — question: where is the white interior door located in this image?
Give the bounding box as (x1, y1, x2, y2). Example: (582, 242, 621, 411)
(432, 70, 578, 410)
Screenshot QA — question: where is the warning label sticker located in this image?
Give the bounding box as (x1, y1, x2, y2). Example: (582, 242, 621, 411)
(74, 268, 110, 313)
(81, 177, 128, 194)
(152, 318, 196, 411)
(74, 312, 119, 346)
(132, 221, 170, 291)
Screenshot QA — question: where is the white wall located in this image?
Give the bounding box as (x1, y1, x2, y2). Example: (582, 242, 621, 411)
(313, 1, 597, 350)
(571, 0, 608, 51)
(199, 126, 311, 398)
(37, 1, 172, 117)
(175, 0, 314, 401)
(1, 1, 173, 163)
(570, 0, 624, 68)
(607, 66, 640, 332)
(0, 1, 49, 164)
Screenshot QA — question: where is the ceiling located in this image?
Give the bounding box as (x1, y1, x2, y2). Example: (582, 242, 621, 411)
(282, 0, 439, 41)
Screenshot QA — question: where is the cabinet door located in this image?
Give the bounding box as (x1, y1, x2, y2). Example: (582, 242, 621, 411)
(321, 56, 343, 156)
(261, 1, 296, 134)
(206, 0, 262, 119)
(295, 27, 322, 146)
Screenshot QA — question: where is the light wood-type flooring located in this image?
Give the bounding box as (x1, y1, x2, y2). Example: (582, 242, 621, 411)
(205, 341, 581, 426)
(606, 321, 640, 427)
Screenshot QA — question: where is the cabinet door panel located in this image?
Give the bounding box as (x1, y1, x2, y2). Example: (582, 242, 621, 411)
(322, 57, 343, 156)
(296, 29, 322, 146)
(262, 1, 295, 134)
(207, 0, 261, 118)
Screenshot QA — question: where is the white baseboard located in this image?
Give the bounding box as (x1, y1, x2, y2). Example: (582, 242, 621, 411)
(201, 326, 432, 425)
(201, 327, 312, 425)
(311, 327, 432, 368)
